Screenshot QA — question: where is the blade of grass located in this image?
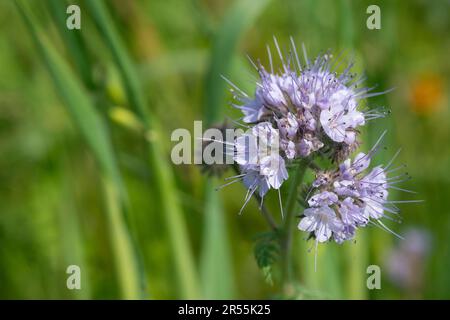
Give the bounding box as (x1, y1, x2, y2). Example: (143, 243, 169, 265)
(321, 245, 344, 299)
(59, 151, 92, 299)
(339, 0, 354, 49)
(58, 195, 91, 299)
(14, 0, 143, 299)
(47, 0, 95, 89)
(85, 0, 200, 298)
(201, 0, 271, 299)
(281, 161, 307, 294)
(200, 187, 235, 299)
(344, 232, 368, 299)
(338, 0, 368, 299)
(204, 0, 270, 123)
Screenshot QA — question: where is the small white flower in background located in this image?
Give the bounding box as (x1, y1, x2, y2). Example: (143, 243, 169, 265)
(385, 228, 431, 296)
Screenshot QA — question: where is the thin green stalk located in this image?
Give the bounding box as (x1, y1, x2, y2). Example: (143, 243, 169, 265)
(102, 175, 144, 299)
(338, 0, 369, 299)
(253, 192, 279, 231)
(280, 161, 307, 294)
(200, 186, 235, 299)
(47, 0, 95, 89)
(204, 0, 270, 122)
(200, 0, 271, 298)
(60, 151, 91, 299)
(14, 0, 143, 299)
(85, 0, 200, 298)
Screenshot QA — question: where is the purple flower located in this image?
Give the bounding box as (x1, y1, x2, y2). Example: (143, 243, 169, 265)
(298, 132, 420, 244)
(298, 206, 343, 243)
(211, 37, 417, 274)
(227, 38, 386, 162)
(231, 122, 288, 214)
(338, 197, 369, 227)
(307, 191, 338, 207)
(238, 94, 267, 123)
(241, 165, 271, 197)
(234, 122, 278, 166)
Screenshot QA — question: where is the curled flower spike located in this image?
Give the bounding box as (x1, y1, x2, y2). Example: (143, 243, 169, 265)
(218, 37, 394, 221)
(227, 37, 387, 163)
(233, 122, 288, 215)
(298, 132, 422, 266)
(201, 37, 416, 276)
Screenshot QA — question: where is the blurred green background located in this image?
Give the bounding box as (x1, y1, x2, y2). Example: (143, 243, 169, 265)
(0, 0, 448, 299)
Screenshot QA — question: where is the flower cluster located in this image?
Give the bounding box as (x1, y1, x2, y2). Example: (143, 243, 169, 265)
(226, 38, 385, 211)
(220, 38, 415, 255)
(234, 122, 288, 202)
(232, 40, 385, 163)
(299, 135, 408, 244)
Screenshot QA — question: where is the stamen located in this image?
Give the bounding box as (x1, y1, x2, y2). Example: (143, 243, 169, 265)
(289, 36, 302, 71)
(215, 177, 244, 191)
(273, 36, 287, 73)
(378, 220, 404, 240)
(266, 45, 274, 74)
(221, 75, 248, 97)
(302, 43, 309, 68)
(278, 188, 284, 219)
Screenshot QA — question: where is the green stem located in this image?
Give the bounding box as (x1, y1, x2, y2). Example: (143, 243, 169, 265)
(280, 161, 307, 294)
(253, 192, 279, 231)
(102, 176, 142, 299)
(14, 1, 144, 298)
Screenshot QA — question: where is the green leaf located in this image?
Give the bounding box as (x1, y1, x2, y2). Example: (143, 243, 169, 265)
(47, 0, 95, 89)
(200, 187, 236, 298)
(254, 231, 280, 285)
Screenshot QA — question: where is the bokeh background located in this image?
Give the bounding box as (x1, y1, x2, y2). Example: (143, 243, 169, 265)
(0, 0, 448, 299)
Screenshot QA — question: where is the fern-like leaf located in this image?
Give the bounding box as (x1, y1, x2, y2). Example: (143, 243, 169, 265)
(253, 231, 281, 285)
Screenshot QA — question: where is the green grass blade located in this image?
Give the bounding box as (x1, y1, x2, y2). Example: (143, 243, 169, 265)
(204, 0, 270, 123)
(339, 0, 354, 49)
(47, 0, 95, 89)
(59, 159, 92, 299)
(14, 0, 143, 299)
(337, 0, 369, 299)
(84, 0, 150, 125)
(200, 0, 271, 299)
(85, 0, 200, 298)
(200, 187, 235, 299)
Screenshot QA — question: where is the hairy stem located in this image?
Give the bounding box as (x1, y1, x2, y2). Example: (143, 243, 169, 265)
(280, 160, 307, 294)
(253, 192, 279, 231)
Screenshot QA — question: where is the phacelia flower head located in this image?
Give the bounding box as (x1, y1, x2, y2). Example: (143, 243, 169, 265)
(298, 132, 421, 246)
(198, 37, 417, 274)
(219, 38, 393, 218)
(232, 122, 288, 214)
(228, 37, 387, 163)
